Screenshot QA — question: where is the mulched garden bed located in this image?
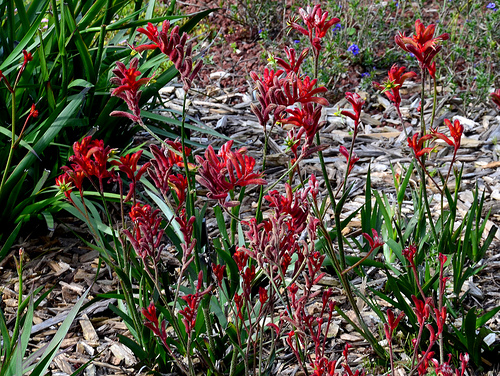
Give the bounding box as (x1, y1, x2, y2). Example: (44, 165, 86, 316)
(1, 1, 500, 375)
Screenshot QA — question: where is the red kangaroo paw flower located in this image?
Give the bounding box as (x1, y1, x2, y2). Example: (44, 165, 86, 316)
(395, 19, 449, 70)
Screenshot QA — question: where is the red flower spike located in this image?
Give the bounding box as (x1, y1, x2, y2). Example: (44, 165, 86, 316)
(407, 132, 435, 158)
(195, 141, 266, 206)
(385, 309, 405, 341)
(341, 92, 365, 127)
(372, 64, 417, 108)
(233, 250, 249, 271)
(242, 264, 256, 298)
(135, 20, 201, 90)
(276, 47, 309, 75)
(212, 264, 226, 286)
(66, 136, 113, 192)
(431, 354, 456, 376)
(110, 58, 150, 123)
(339, 145, 359, 175)
(459, 353, 469, 376)
(167, 173, 188, 208)
(29, 104, 39, 118)
(124, 203, 165, 261)
(444, 118, 463, 150)
(234, 293, 244, 320)
(362, 228, 384, 252)
(111, 150, 151, 202)
(434, 306, 447, 335)
(395, 19, 449, 70)
(55, 173, 74, 200)
(290, 5, 340, 53)
(427, 61, 437, 79)
(282, 102, 324, 146)
(135, 22, 161, 52)
(259, 286, 268, 305)
(402, 244, 417, 266)
(179, 271, 212, 334)
(22, 50, 33, 65)
(142, 302, 159, 329)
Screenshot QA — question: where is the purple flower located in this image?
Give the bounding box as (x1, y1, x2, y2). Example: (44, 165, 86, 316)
(293, 39, 300, 44)
(347, 44, 359, 56)
(487, 2, 497, 10)
(361, 72, 370, 78)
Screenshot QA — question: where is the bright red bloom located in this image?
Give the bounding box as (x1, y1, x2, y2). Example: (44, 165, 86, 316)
(175, 209, 197, 267)
(288, 74, 329, 106)
(29, 104, 38, 118)
(22, 50, 33, 65)
(430, 118, 463, 152)
(395, 19, 449, 70)
(444, 119, 464, 149)
(372, 64, 417, 108)
(110, 58, 150, 123)
(148, 141, 192, 197)
(135, 21, 202, 91)
(282, 102, 324, 146)
(111, 150, 151, 202)
(384, 309, 405, 341)
(250, 67, 284, 93)
(362, 228, 384, 252)
(124, 203, 164, 261)
(403, 244, 418, 266)
(407, 132, 435, 158)
(411, 295, 432, 326)
(135, 22, 161, 52)
(265, 183, 309, 232)
(55, 173, 73, 199)
(168, 173, 188, 208)
(242, 264, 256, 298)
(66, 136, 113, 192)
(233, 249, 249, 271)
(341, 92, 365, 127)
(234, 293, 244, 320)
(179, 271, 212, 334)
(427, 61, 437, 79)
(434, 306, 447, 336)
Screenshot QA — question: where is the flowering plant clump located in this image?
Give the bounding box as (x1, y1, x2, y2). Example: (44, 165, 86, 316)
(45, 3, 500, 376)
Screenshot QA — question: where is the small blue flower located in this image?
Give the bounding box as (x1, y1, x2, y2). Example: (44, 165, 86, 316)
(487, 2, 497, 10)
(348, 44, 360, 56)
(361, 72, 370, 78)
(293, 39, 300, 44)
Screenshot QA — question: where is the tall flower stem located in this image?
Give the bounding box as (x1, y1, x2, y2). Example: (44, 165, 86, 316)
(0, 91, 16, 198)
(255, 124, 272, 223)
